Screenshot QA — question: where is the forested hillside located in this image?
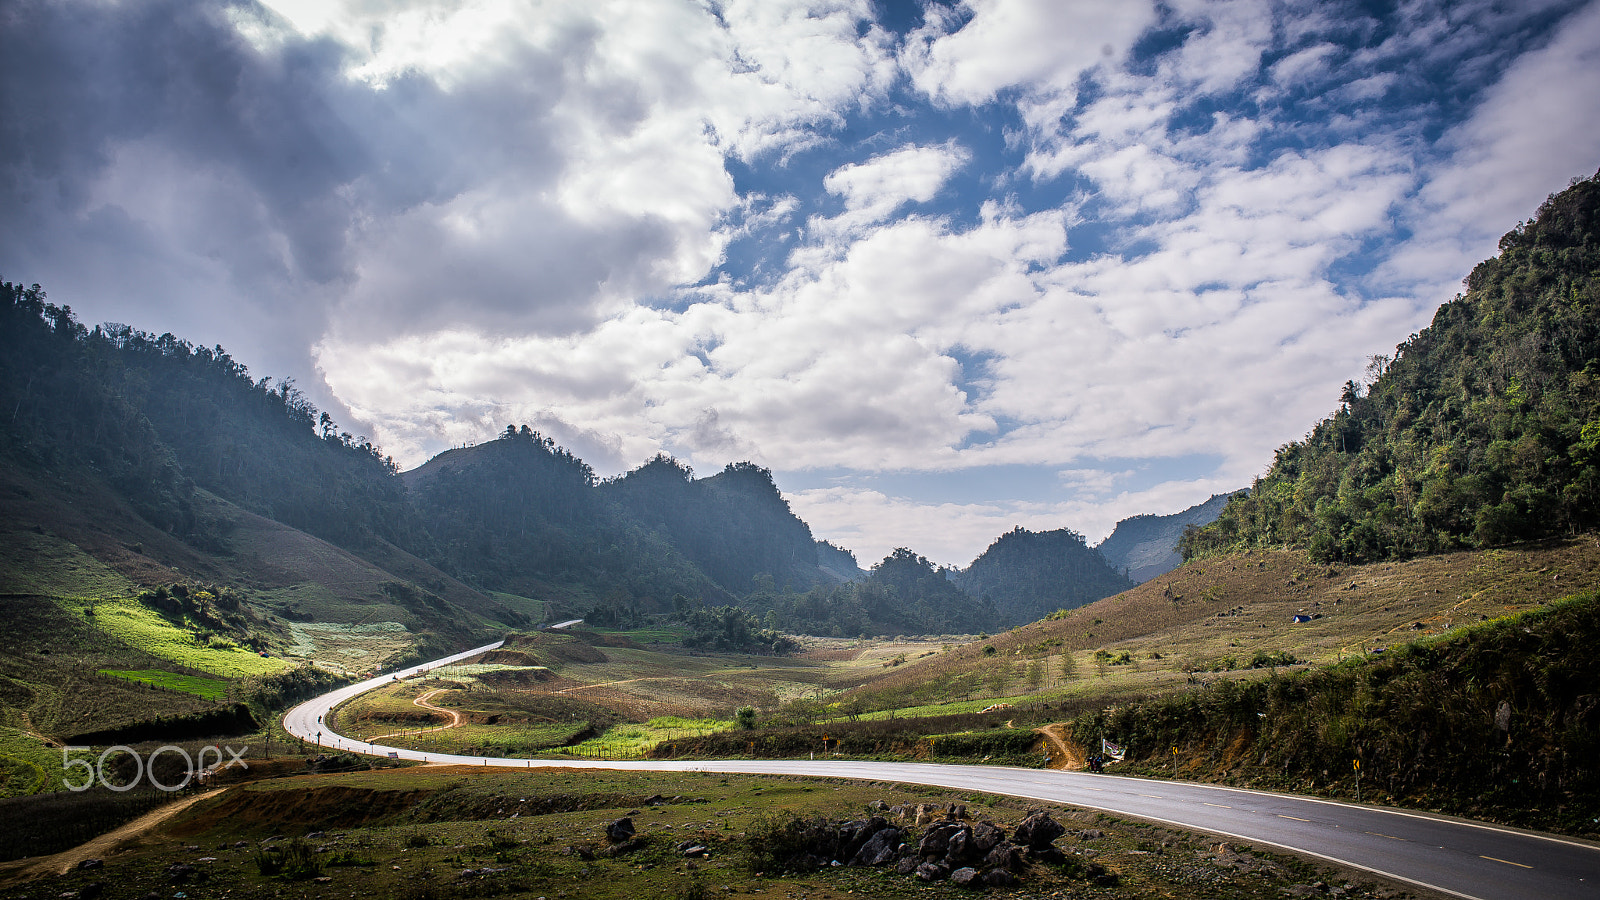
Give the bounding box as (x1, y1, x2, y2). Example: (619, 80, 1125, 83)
(0, 284, 520, 641)
(1097, 492, 1235, 581)
(955, 527, 1131, 623)
(2, 280, 1148, 638)
(1184, 171, 1600, 562)
(600, 456, 827, 594)
(746, 547, 1002, 637)
(403, 433, 722, 606)
(0, 284, 427, 553)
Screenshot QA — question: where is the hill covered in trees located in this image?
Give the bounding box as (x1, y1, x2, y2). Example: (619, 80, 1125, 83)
(954, 527, 1132, 623)
(0, 278, 1203, 640)
(1183, 171, 1600, 563)
(745, 547, 1002, 637)
(5, 286, 1067, 637)
(406, 440, 838, 612)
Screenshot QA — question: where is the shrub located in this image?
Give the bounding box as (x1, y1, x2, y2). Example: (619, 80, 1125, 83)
(742, 813, 843, 873)
(254, 837, 322, 879)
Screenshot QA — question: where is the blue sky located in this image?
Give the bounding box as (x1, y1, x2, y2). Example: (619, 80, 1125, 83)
(3, 0, 1600, 566)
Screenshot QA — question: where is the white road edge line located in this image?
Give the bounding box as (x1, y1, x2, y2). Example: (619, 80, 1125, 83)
(1082, 773, 1600, 853)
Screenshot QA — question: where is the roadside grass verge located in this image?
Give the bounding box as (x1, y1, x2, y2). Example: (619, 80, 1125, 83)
(368, 722, 592, 758)
(7, 765, 1383, 899)
(1072, 590, 1600, 837)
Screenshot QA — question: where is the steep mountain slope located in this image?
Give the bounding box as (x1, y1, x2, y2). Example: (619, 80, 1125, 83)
(1097, 492, 1237, 582)
(815, 540, 864, 582)
(1185, 171, 1600, 562)
(405, 441, 840, 609)
(600, 457, 829, 594)
(0, 285, 517, 663)
(954, 527, 1132, 624)
(0, 285, 433, 556)
(401, 430, 719, 607)
(0, 461, 506, 662)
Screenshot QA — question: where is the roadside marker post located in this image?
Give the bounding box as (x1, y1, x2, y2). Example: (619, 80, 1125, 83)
(1353, 759, 1362, 802)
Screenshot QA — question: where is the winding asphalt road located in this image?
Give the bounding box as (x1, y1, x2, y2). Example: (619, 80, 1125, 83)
(284, 641, 1600, 900)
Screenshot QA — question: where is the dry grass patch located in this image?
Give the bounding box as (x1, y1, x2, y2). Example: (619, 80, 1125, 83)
(849, 538, 1600, 712)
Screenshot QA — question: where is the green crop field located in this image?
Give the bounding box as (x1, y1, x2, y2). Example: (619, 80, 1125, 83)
(283, 622, 414, 674)
(0, 727, 55, 795)
(98, 669, 230, 701)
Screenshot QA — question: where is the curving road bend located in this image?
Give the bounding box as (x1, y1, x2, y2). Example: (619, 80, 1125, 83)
(285, 642, 1600, 900)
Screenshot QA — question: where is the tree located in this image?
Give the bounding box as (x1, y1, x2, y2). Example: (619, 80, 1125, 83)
(1059, 653, 1077, 684)
(1025, 658, 1044, 693)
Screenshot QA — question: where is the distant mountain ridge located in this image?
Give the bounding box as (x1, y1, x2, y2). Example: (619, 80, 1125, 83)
(1096, 492, 1238, 582)
(405, 438, 839, 606)
(1, 278, 1235, 643)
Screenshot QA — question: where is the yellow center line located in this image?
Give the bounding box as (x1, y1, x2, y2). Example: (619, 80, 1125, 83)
(1203, 803, 1233, 809)
(1278, 815, 1311, 822)
(1480, 855, 1533, 869)
(1365, 832, 1407, 841)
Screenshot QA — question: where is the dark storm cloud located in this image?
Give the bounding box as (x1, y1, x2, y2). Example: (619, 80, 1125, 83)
(1, 0, 363, 282)
(0, 0, 673, 395)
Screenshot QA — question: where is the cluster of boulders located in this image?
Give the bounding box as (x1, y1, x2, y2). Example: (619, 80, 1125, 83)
(894, 810, 1078, 887)
(749, 803, 1101, 889)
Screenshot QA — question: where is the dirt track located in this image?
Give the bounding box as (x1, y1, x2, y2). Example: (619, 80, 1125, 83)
(3, 789, 224, 881)
(1035, 723, 1086, 770)
(368, 688, 465, 740)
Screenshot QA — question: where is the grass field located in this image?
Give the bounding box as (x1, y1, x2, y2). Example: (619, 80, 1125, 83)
(85, 596, 287, 678)
(284, 621, 414, 673)
(585, 624, 690, 643)
(0, 766, 1391, 900)
(561, 715, 732, 759)
(846, 539, 1600, 712)
(309, 538, 1600, 786)
(0, 727, 56, 795)
(98, 669, 230, 701)
(0, 530, 141, 599)
(488, 591, 546, 622)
